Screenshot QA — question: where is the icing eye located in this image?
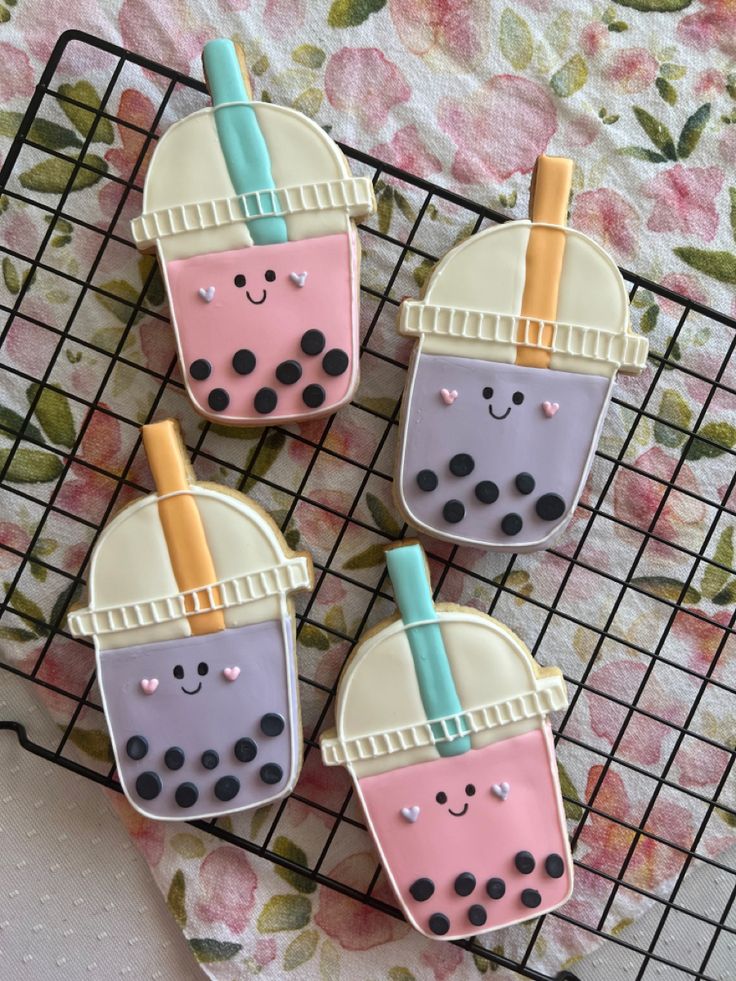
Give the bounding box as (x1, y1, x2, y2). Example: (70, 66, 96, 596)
(465, 784, 476, 797)
(512, 391, 524, 405)
(234, 274, 246, 288)
(173, 665, 184, 680)
(482, 387, 494, 399)
(264, 269, 276, 282)
(197, 661, 209, 676)
(435, 791, 447, 805)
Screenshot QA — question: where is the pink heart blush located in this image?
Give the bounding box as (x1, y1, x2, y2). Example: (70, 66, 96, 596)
(223, 666, 241, 682)
(440, 388, 458, 405)
(140, 678, 159, 695)
(542, 401, 559, 418)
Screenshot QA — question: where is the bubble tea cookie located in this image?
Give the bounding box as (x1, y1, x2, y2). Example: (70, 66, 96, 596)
(396, 155, 648, 551)
(320, 541, 573, 940)
(68, 419, 313, 820)
(132, 38, 375, 425)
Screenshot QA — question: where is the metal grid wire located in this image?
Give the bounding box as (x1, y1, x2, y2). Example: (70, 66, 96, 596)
(1, 31, 735, 981)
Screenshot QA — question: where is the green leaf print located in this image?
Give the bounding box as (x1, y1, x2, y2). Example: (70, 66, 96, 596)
(343, 542, 387, 569)
(613, 0, 692, 9)
(293, 88, 323, 118)
(166, 870, 187, 928)
(729, 188, 736, 245)
(656, 77, 677, 106)
(284, 929, 319, 970)
(273, 835, 317, 894)
(4, 582, 47, 634)
(654, 389, 691, 448)
(712, 580, 736, 605)
(2, 256, 20, 294)
(366, 491, 402, 537)
(557, 761, 583, 821)
(49, 581, 82, 632)
(550, 54, 588, 98)
(686, 422, 736, 461)
(300, 624, 330, 650)
(188, 938, 242, 963)
(618, 146, 668, 163)
(499, 9, 533, 71)
(328, 0, 386, 28)
(640, 303, 659, 334)
(67, 727, 114, 763)
(673, 248, 736, 285)
(0, 110, 82, 150)
(26, 383, 76, 448)
(257, 894, 311, 932)
(631, 576, 701, 604)
(57, 81, 115, 143)
(19, 153, 108, 194)
(0, 448, 63, 483)
(0, 627, 38, 643)
(377, 186, 394, 236)
(677, 103, 710, 159)
(632, 107, 677, 160)
(701, 527, 733, 601)
(292, 45, 326, 69)
(170, 833, 206, 859)
(389, 969, 417, 981)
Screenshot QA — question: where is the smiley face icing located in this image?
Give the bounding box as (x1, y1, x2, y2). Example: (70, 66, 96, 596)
(68, 420, 313, 821)
(320, 542, 573, 941)
(395, 155, 648, 552)
(131, 38, 375, 426)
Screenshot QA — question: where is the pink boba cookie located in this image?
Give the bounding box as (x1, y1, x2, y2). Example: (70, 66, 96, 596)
(132, 39, 375, 425)
(395, 156, 648, 552)
(68, 420, 313, 821)
(320, 541, 573, 940)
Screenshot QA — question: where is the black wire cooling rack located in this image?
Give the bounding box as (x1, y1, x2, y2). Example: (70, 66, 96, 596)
(1, 30, 736, 981)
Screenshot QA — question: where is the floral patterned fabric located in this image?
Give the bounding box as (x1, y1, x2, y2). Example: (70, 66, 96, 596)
(1, 1, 736, 979)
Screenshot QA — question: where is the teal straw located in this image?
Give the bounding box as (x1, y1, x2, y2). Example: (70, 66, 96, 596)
(203, 39, 287, 245)
(385, 544, 470, 756)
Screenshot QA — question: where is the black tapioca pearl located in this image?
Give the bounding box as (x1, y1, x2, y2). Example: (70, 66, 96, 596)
(164, 747, 185, 771)
(409, 878, 434, 902)
(545, 853, 565, 879)
(416, 469, 438, 492)
(208, 388, 230, 412)
(234, 737, 258, 763)
(301, 329, 325, 356)
(302, 384, 325, 408)
(486, 877, 506, 900)
(536, 493, 565, 522)
(276, 360, 302, 385)
(515, 851, 535, 875)
(232, 348, 256, 375)
(260, 762, 284, 785)
(515, 472, 535, 495)
(254, 387, 278, 414)
(468, 904, 487, 927)
(201, 750, 219, 770)
(189, 359, 211, 381)
(428, 913, 450, 936)
(521, 888, 541, 909)
(449, 453, 474, 477)
(135, 771, 162, 801)
(175, 782, 199, 808)
(214, 775, 240, 801)
(443, 500, 465, 523)
(454, 872, 476, 897)
(475, 480, 499, 504)
(260, 713, 285, 737)
(125, 735, 148, 761)
(501, 512, 523, 536)
(322, 349, 349, 376)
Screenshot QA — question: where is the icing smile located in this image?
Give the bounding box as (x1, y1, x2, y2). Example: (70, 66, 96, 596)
(448, 803, 469, 817)
(483, 385, 525, 420)
(181, 681, 202, 695)
(245, 289, 267, 305)
(488, 405, 511, 420)
(436, 783, 476, 817)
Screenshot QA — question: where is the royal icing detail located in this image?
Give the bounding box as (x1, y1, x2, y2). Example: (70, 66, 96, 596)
(395, 155, 648, 553)
(131, 38, 375, 427)
(320, 541, 573, 941)
(68, 420, 313, 822)
(440, 388, 458, 405)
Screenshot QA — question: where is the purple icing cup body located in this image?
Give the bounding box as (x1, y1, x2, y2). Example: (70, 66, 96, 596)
(397, 353, 611, 551)
(98, 618, 300, 820)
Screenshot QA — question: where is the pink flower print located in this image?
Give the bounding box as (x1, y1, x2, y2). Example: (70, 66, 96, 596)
(719, 126, 736, 167)
(253, 937, 276, 967)
(389, 0, 491, 70)
(119, 0, 214, 75)
(107, 795, 165, 867)
(0, 44, 36, 102)
(695, 68, 726, 98)
(371, 125, 442, 178)
(658, 273, 707, 316)
(105, 89, 157, 182)
(677, 0, 736, 57)
(570, 188, 640, 262)
(325, 49, 410, 132)
(438, 75, 556, 184)
(671, 608, 734, 676)
(580, 22, 608, 59)
(315, 852, 411, 949)
(675, 736, 731, 790)
(420, 942, 465, 979)
(561, 113, 599, 149)
(195, 846, 257, 934)
(0, 523, 31, 571)
(603, 47, 659, 94)
(265, 0, 305, 35)
(644, 165, 724, 241)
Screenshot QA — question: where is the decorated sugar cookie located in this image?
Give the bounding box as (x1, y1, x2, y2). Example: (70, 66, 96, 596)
(395, 155, 648, 552)
(132, 38, 375, 425)
(68, 420, 313, 820)
(320, 541, 573, 940)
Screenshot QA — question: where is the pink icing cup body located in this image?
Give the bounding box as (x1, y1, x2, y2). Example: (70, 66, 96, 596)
(357, 726, 573, 940)
(164, 231, 359, 424)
